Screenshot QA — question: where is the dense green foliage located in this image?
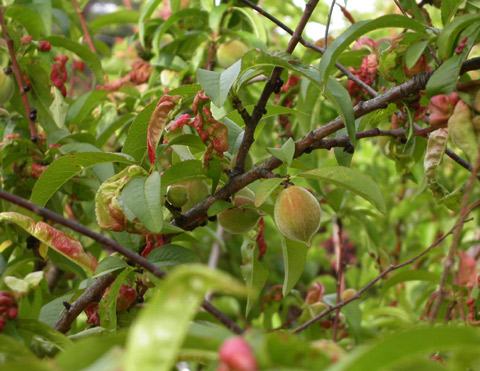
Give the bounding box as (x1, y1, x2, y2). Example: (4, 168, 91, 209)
(0, 0, 479, 370)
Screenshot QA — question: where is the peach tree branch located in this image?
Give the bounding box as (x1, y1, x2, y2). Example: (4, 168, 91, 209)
(0, 189, 244, 335)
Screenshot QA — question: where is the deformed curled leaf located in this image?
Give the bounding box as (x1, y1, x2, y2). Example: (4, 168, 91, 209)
(0, 212, 97, 272)
(95, 165, 149, 234)
(147, 95, 182, 165)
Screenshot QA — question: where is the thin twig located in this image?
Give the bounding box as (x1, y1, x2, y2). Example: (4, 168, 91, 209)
(72, 0, 96, 53)
(55, 273, 116, 333)
(238, 0, 378, 97)
(0, 189, 244, 335)
(332, 218, 343, 342)
(0, 7, 37, 140)
(292, 216, 476, 333)
(429, 150, 480, 322)
(324, 0, 336, 50)
(233, 0, 319, 175)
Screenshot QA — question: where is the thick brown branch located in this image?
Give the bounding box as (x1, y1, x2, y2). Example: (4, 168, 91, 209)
(232, 0, 319, 175)
(0, 190, 244, 335)
(55, 273, 116, 333)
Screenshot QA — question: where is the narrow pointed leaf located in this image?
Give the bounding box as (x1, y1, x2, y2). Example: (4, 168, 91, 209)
(125, 265, 245, 371)
(297, 166, 386, 214)
(281, 235, 307, 297)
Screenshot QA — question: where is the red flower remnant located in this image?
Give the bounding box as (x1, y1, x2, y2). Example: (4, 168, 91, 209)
(21, 36, 33, 44)
(85, 302, 100, 326)
(0, 291, 18, 332)
(218, 337, 258, 371)
(141, 234, 165, 258)
(39, 41, 51, 52)
(74, 61, 85, 72)
(305, 282, 325, 305)
(30, 163, 47, 179)
(50, 55, 69, 97)
(455, 37, 468, 54)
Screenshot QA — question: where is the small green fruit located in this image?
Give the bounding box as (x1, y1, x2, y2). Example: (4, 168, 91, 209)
(216, 40, 249, 68)
(340, 288, 357, 301)
(274, 185, 321, 245)
(182, 180, 210, 212)
(218, 191, 261, 234)
(0, 69, 14, 105)
(167, 184, 189, 207)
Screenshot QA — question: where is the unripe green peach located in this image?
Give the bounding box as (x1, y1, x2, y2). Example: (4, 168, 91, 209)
(0, 69, 14, 105)
(216, 40, 249, 68)
(274, 186, 321, 245)
(218, 193, 261, 234)
(181, 180, 210, 212)
(167, 184, 189, 207)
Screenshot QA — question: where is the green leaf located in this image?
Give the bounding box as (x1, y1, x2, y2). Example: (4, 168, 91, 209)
(325, 77, 356, 146)
(427, 24, 480, 98)
(405, 40, 428, 70)
(151, 8, 208, 56)
(441, 0, 461, 25)
(297, 166, 387, 214)
(120, 172, 163, 234)
(5, 5, 44, 39)
(99, 268, 132, 330)
(16, 319, 72, 350)
(318, 15, 426, 82)
(56, 330, 127, 371)
(254, 178, 284, 208)
(437, 14, 480, 60)
(49, 88, 69, 129)
(208, 4, 229, 32)
(267, 137, 295, 166)
(147, 244, 200, 267)
(327, 326, 480, 371)
(94, 256, 129, 277)
(122, 102, 157, 163)
(138, 0, 163, 47)
(30, 152, 134, 207)
(241, 239, 269, 316)
(66, 91, 108, 125)
(90, 10, 140, 30)
(207, 200, 232, 217)
(161, 160, 208, 187)
(197, 60, 242, 107)
(281, 235, 307, 296)
(124, 265, 245, 371)
(382, 270, 440, 293)
(0, 334, 35, 359)
(43, 36, 104, 82)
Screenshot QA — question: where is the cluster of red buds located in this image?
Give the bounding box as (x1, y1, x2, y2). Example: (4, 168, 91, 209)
(455, 37, 468, 54)
(346, 53, 378, 104)
(51, 55, 69, 97)
(85, 284, 137, 326)
(39, 41, 51, 52)
(0, 291, 18, 332)
(167, 90, 229, 164)
(141, 234, 165, 258)
(97, 59, 153, 92)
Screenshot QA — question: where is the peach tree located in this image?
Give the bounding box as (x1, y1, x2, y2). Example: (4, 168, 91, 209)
(0, 0, 479, 369)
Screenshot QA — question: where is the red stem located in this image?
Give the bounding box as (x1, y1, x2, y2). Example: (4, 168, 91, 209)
(0, 7, 37, 140)
(72, 0, 96, 53)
